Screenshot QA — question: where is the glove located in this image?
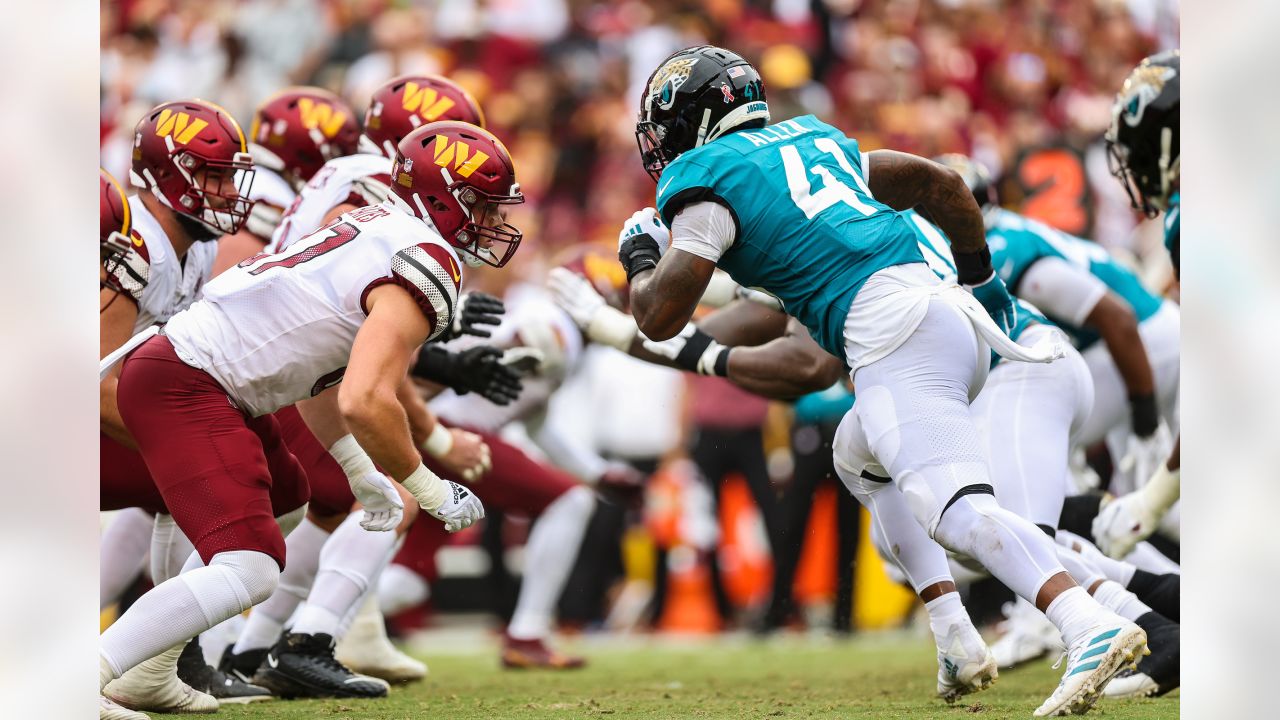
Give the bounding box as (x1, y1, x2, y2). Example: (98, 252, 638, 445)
(641, 323, 731, 376)
(966, 272, 1019, 337)
(500, 347, 545, 377)
(438, 292, 505, 341)
(426, 480, 486, 533)
(348, 471, 404, 532)
(618, 207, 670, 281)
(1092, 492, 1158, 560)
(1117, 431, 1166, 496)
(412, 345, 523, 405)
(547, 266, 606, 330)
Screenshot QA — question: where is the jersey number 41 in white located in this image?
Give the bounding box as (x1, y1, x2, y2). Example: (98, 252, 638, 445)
(781, 138, 878, 220)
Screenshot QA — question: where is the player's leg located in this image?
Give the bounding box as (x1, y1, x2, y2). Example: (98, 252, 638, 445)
(850, 300, 1145, 716)
(831, 408, 995, 703)
(102, 340, 285, 713)
(100, 508, 154, 611)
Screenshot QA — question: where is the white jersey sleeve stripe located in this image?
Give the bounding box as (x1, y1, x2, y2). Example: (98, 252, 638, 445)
(390, 244, 459, 340)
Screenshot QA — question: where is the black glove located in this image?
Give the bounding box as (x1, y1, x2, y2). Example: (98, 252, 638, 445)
(1129, 393, 1159, 438)
(412, 345, 523, 406)
(438, 292, 505, 341)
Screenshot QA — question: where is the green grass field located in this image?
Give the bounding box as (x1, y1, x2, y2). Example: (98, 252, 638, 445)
(196, 633, 1177, 720)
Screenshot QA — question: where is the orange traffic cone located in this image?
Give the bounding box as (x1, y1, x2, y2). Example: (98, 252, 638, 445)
(657, 545, 721, 633)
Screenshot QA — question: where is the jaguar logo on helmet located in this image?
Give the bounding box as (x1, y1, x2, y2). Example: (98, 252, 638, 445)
(1120, 64, 1177, 128)
(649, 57, 699, 111)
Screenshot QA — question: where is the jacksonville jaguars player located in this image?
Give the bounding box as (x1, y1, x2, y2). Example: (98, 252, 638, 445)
(1093, 51, 1181, 559)
(621, 45, 1147, 716)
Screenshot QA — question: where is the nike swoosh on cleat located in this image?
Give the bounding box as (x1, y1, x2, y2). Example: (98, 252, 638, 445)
(266, 654, 279, 669)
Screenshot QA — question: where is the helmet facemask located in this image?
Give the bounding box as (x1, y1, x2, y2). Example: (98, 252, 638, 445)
(447, 177, 524, 268)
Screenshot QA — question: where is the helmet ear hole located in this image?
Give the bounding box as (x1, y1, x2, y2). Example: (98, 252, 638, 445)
(426, 195, 451, 213)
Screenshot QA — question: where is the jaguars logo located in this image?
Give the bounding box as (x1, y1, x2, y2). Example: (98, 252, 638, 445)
(649, 57, 699, 111)
(1118, 63, 1177, 128)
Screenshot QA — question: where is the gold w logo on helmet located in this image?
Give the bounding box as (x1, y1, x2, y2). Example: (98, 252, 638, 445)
(296, 99, 348, 138)
(155, 109, 209, 145)
(402, 82, 458, 121)
(432, 136, 488, 178)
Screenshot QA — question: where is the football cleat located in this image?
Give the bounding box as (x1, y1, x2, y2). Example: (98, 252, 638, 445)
(217, 643, 269, 685)
(501, 634, 586, 670)
(100, 695, 150, 720)
(336, 596, 427, 683)
(935, 618, 998, 704)
(253, 632, 389, 699)
(1033, 619, 1148, 716)
(1104, 612, 1179, 699)
(104, 642, 218, 714)
(177, 637, 273, 704)
(990, 598, 1065, 670)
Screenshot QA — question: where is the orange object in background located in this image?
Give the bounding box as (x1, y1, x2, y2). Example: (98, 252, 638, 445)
(717, 473, 772, 608)
(656, 545, 721, 633)
(793, 484, 838, 605)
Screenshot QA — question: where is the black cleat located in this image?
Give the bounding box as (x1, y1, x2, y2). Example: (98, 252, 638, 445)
(1127, 570, 1180, 623)
(177, 637, 274, 704)
(253, 632, 389, 699)
(1103, 611, 1179, 698)
(218, 643, 269, 685)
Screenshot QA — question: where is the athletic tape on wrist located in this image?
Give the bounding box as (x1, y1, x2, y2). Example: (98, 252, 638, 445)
(422, 422, 454, 458)
(328, 434, 377, 480)
(401, 463, 447, 511)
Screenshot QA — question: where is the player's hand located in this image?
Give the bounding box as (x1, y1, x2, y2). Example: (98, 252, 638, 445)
(348, 471, 405, 532)
(441, 292, 505, 341)
(439, 429, 492, 482)
(965, 272, 1018, 337)
(426, 481, 485, 533)
(641, 323, 730, 376)
(1092, 492, 1158, 559)
(548, 267, 606, 330)
(618, 207, 670, 281)
(596, 461, 646, 509)
(1118, 432, 1165, 494)
(413, 345, 524, 405)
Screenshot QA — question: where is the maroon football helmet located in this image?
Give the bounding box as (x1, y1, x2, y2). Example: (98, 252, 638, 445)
(362, 75, 486, 159)
(390, 122, 523, 268)
(100, 168, 132, 262)
(131, 99, 255, 235)
(249, 87, 360, 188)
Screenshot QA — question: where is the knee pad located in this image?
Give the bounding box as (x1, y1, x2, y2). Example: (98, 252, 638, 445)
(209, 550, 281, 608)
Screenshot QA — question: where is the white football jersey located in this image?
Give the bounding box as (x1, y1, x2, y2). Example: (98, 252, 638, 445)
(164, 202, 463, 417)
(106, 196, 217, 336)
(431, 285, 584, 433)
(268, 153, 390, 253)
(243, 167, 297, 242)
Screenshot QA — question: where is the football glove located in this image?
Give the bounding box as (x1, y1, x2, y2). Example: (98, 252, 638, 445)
(617, 207, 670, 281)
(438, 292, 505, 341)
(547, 266, 638, 350)
(966, 272, 1019, 337)
(427, 480, 486, 533)
(348, 471, 404, 532)
(412, 345, 523, 406)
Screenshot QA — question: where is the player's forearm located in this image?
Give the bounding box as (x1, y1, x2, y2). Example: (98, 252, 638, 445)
(726, 337, 844, 399)
(1091, 301, 1155, 397)
(338, 386, 422, 481)
(396, 375, 435, 448)
(696, 300, 790, 347)
(629, 267, 698, 341)
(866, 150, 987, 255)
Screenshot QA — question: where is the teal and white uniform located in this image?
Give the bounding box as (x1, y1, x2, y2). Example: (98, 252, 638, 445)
(985, 208, 1161, 352)
(1164, 192, 1179, 277)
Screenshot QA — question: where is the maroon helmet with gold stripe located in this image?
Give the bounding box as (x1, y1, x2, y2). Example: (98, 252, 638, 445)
(100, 168, 132, 262)
(362, 75, 486, 159)
(249, 87, 360, 188)
(131, 99, 255, 235)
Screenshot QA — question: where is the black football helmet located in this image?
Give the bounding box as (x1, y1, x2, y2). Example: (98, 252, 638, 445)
(636, 46, 770, 182)
(933, 154, 999, 225)
(1106, 51, 1179, 217)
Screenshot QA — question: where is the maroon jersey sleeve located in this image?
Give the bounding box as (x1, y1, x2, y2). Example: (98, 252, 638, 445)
(106, 230, 151, 305)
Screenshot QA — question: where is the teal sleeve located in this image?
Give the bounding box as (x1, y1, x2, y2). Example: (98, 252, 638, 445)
(656, 158, 722, 226)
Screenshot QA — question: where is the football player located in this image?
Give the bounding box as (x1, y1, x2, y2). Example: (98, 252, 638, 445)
(620, 46, 1146, 716)
(1093, 51, 1182, 559)
(211, 87, 361, 274)
(98, 104, 278, 720)
(98, 122, 515, 715)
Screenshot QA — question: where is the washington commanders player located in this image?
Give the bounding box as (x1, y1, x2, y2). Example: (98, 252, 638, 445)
(211, 87, 361, 275)
(98, 102, 273, 719)
(99, 122, 519, 715)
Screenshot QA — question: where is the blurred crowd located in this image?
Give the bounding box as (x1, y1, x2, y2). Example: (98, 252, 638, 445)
(99, 0, 1179, 633)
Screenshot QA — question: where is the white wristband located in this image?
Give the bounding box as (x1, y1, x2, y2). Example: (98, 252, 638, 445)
(328, 434, 377, 480)
(401, 463, 447, 511)
(587, 305, 639, 351)
(421, 422, 453, 458)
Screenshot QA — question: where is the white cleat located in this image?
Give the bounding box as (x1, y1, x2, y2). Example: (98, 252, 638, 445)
(991, 598, 1065, 670)
(1102, 669, 1160, 699)
(105, 643, 219, 714)
(936, 618, 998, 704)
(335, 594, 427, 683)
(100, 695, 150, 720)
(1033, 620, 1149, 717)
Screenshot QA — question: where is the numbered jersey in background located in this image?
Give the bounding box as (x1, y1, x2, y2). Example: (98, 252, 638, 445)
(269, 153, 391, 253)
(655, 115, 923, 358)
(163, 203, 462, 417)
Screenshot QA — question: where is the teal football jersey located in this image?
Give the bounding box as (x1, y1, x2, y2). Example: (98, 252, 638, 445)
(793, 383, 855, 425)
(986, 209, 1161, 350)
(1164, 192, 1180, 276)
(655, 115, 925, 359)
(903, 210, 1048, 371)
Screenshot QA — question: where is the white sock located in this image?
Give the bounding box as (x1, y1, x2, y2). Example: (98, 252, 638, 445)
(1054, 546, 1105, 590)
(101, 509, 153, 610)
(149, 513, 196, 585)
(100, 550, 279, 679)
(291, 512, 396, 637)
(1124, 541, 1181, 575)
(1044, 586, 1111, 649)
(924, 591, 970, 647)
(336, 535, 406, 638)
(1055, 530, 1137, 586)
(507, 486, 595, 640)
(1091, 580, 1153, 622)
(232, 517, 329, 653)
(933, 494, 1063, 602)
(378, 563, 430, 617)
